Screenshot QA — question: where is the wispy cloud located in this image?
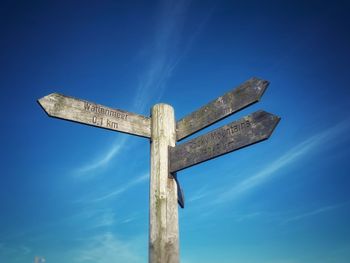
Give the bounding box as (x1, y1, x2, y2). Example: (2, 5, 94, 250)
(62, 208, 117, 230)
(234, 211, 263, 222)
(67, 172, 148, 233)
(213, 202, 347, 225)
(0, 243, 33, 262)
(282, 203, 345, 225)
(74, 0, 207, 177)
(74, 136, 128, 176)
(92, 211, 116, 228)
(89, 173, 148, 203)
(133, 0, 191, 111)
(188, 185, 210, 203)
(214, 119, 350, 205)
(73, 232, 144, 263)
(120, 214, 140, 224)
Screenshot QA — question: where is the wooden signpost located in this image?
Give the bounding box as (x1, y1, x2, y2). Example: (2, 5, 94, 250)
(38, 77, 280, 263)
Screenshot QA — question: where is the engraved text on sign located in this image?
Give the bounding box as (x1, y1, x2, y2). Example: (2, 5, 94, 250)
(169, 110, 280, 173)
(38, 93, 151, 138)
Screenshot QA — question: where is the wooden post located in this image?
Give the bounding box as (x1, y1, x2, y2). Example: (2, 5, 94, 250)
(150, 104, 179, 263)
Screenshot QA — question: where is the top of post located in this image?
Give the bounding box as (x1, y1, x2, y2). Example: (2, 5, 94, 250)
(151, 103, 174, 111)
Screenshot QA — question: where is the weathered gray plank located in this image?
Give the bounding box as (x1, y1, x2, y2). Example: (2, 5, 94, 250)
(38, 93, 151, 138)
(176, 77, 269, 141)
(150, 104, 179, 263)
(170, 110, 280, 173)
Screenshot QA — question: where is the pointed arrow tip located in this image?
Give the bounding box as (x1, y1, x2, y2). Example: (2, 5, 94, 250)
(37, 93, 57, 116)
(251, 110, 281, 139)
(266, 112, 281, 139)
(251, 77, 269, 101)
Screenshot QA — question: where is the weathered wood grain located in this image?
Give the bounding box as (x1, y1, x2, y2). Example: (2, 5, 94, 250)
(38, 93, 151, 138)
(176, 77, 269, 141)
(170, 110, 280, 173)
(149, 104, 179, 263)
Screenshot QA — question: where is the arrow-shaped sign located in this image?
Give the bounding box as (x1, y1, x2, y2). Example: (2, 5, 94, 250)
(176, 77, 269, 141)
(38, 93, 151, 138)
(169, 110, 280, 173)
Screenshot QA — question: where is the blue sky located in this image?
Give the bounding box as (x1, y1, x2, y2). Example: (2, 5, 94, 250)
(1, 0, 350, 262)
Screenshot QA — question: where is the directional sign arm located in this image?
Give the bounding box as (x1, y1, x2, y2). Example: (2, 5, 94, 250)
(170, 110, 280, 173)
(38, 93, 151, 138)
(176, 77, 269, 141)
